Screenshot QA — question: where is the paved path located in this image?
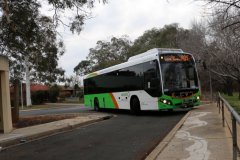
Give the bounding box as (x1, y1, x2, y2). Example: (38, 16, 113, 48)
(0, 110, 186, 160)
(154, 104, 234, 160)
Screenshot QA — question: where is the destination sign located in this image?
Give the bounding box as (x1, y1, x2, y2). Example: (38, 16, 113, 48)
(160, 54, 192, 62)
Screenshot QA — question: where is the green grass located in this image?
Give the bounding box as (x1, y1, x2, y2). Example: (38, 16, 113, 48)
(62, 98, 84, 104)
(222, 93, 240, 114)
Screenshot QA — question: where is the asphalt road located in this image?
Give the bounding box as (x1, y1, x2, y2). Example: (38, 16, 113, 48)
(20, 105, 91, 116)
(0, 109, 187, 160)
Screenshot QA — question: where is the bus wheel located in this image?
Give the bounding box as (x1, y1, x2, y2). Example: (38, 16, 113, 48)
(130, 97, 140, 115)
(94, 98, 100, 111)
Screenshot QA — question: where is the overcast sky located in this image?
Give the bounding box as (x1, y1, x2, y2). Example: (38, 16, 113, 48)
(57, 0, 206, 76)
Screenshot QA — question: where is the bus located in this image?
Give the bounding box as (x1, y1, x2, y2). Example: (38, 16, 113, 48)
(83, 48, 200, 113)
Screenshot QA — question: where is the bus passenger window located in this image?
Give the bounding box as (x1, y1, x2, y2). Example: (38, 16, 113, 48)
(143, 61, 158, 89)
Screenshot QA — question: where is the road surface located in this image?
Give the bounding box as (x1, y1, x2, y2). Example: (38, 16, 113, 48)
(0, 109, 187, 160)
(20, 105, 91, 116)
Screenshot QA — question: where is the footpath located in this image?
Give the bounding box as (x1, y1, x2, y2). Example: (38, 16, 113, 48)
(0, 113, 112, 148)
(146, 103, 236, 160)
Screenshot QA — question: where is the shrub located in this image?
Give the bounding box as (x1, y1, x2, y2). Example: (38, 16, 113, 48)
(76, 90, 84, 98)
(31, 90, 49, 105)
(59, 91, 71, 98)
(49, 85, 60, 103)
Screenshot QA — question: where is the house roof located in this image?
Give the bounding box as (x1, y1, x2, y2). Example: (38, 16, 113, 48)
(31, 84, 49, 91)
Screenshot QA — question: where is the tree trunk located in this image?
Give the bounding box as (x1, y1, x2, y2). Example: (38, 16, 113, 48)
(25, 56, 32, 106)
(227, 88, 233, 96)
(2, 0, 11, 24)
(12, 79, 20, 123)
(226, 78, 233, 96)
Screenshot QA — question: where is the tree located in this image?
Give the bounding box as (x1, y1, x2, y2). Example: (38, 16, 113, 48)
(205, 0, 240, 29)
(65, 75, 81, 88)
(0, 1, 66, 107)
(128, 24, 187, 57)
(198, 11, 240, 98)
(1, 0, 105, 107)
(64, 75, 82, 96)
(0, 0, 107, 34)
(178, 21, 207, 56)
(88, 36, 132, 71)
(74, 36, 132, 73)
(74, 60, 93, 76)
(0, 1, 64, 123)
(49, 84, 60, 103)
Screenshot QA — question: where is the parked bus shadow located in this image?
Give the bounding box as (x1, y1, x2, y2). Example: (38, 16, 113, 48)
(91, 108, 190, 117)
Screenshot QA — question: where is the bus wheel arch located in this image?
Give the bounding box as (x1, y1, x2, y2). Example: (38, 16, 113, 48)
(130, 95, 141, 115)
(94, 97, 100, 111)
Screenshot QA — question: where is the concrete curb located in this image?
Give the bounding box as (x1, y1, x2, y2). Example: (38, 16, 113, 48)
(0, 115, 113, 148)
(145, 111, 191, 160)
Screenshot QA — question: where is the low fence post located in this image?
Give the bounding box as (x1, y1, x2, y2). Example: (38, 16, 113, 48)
(219, 93, 240, 160)
(222, 100, 225, 127)
(232, 113, 238, 160)
(218, 97, 220, 114)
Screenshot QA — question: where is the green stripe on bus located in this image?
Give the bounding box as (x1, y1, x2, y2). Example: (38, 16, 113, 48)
(158, 91, 201, 109)
(84, 93, 117, 109)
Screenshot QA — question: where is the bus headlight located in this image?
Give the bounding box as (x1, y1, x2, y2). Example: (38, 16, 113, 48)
(160, 99, 172, 105)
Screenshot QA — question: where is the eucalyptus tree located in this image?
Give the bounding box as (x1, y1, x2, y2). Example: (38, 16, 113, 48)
(74, 36, 132, 74)
(0, 1, 66, 108)
(128, 24, 187, 57)
(0, 0, 107, 33)
(74, 60, 93, 76)
(0, 0, 106, 109)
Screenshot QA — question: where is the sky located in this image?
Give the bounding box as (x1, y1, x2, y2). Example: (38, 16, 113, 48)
(57, 0, 206, 76)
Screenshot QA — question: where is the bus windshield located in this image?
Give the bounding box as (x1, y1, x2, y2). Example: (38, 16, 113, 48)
(160, 54, 198, 92)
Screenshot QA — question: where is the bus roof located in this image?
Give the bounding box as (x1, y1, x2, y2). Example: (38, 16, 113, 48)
(128, 48, 184, 61)
(84, 48, 187, 79)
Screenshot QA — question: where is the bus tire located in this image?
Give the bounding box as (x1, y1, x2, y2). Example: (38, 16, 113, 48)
(130, 97, 140, 115)
(94, 98, 100, 111)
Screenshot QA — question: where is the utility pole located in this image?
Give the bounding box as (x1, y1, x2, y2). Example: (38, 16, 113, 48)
(20, 80, 23, 109)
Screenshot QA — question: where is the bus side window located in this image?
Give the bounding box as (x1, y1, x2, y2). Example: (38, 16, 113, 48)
(143, 60, 162, 97)
(143, 60, 158, 89)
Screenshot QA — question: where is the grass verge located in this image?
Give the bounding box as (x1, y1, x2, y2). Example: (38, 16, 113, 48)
(20, 104, 57, 110)
(62, 98, 84, 104)
(14, 114, 78, 128)
(222, 93, 240, 114)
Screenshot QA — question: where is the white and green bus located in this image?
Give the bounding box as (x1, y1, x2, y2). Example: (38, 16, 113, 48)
(83, 48, 200, 113)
